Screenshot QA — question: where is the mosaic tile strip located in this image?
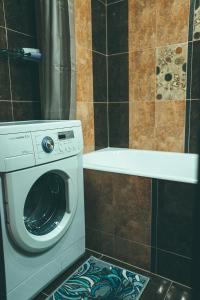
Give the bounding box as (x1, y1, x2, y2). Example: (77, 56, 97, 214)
(156, 44, 187, 101)
(48, 256, 149, 300)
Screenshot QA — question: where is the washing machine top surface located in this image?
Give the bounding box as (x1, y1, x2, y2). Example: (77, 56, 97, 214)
(0, 120, 83, 172)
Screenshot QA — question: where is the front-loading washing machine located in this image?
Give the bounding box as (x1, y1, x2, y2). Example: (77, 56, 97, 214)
(0, 120, 85, 300)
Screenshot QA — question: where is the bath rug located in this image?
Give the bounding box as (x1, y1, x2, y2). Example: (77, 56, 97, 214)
(48, 256, 149, 300)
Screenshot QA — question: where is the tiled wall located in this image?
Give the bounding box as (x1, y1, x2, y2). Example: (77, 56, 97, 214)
(0, 0, 40, 122)
(75, 0, 108, 153)
(77, 0, 200, 154)
(84, 169, 195, 287)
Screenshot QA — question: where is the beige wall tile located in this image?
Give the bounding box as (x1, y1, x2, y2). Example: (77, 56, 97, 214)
(155, 101, 186, 152)
(129, 49, 156, 101)
(155, 101, 186, 128)
(76, 47, 93, 102)
(156, 0, 190, 47)
(74, 0, 92, 50)
(129, 0, 156, 51)
(76, 102, 95, 153)
(155, 126, 185, 152)
(129, 102, 155, 150)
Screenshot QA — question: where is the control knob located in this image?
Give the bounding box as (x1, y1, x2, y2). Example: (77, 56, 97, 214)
(42, 136, 54, 153)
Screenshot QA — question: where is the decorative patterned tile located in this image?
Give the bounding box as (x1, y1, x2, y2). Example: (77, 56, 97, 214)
(193, 6, 200, 40)
(156, 44, 187, 101)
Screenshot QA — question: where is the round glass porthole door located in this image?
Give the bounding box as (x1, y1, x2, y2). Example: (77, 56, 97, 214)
(24, 172, 68, 236)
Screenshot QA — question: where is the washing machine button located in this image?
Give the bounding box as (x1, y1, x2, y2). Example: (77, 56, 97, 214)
(59, 143, 64, 152)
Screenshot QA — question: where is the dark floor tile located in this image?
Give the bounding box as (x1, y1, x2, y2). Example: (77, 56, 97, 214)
(13, 101, 41, 121)
(41, 250, 102, 297)
(7, 30, 40, 101)
(4, 0, 36, 36)
(93, 52, 107, 102)
(114, 174, 152, 245)
(0, 101, 12, 121)
(108, 53, 129, 102)
(0, 27, 11, 100)
(165, 283, 191, 300)
(157, 249, 192, 287)
(94, 103, 108, 149)
(157, 180, 195, 258)
(114, 236, 151, 271)
(189, 99, 200, 153)
(84, 169, 114, 233)
(91, 0, 106, 54)
(191, 41, 200, 99)
(86, 227, 114, 257)
(109, 103, 129, 147)
(101, 255, 172, 300)
(107, 0, 128, 54)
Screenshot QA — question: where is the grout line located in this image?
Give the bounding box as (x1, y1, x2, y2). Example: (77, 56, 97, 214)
(105, 2, 110, 147)
(96, 0, 106, 6)
(108, 51, 129, 56)
(164, 281, 173, 300)
(92, 49, 107, 56)
(100, 252, 192, 289)
(107, 0, 126, 6)
(6, 27, 34, 38)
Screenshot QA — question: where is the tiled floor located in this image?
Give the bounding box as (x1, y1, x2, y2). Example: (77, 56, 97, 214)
(34, 249, 191, 300)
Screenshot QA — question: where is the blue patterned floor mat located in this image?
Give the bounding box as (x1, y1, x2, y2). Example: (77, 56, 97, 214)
(48, 256, 149, 300)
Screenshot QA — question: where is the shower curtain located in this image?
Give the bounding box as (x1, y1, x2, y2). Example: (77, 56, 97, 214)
(37, 0, 76, 120)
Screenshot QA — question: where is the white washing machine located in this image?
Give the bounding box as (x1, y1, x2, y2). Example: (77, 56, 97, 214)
(0, 120, 85, 300)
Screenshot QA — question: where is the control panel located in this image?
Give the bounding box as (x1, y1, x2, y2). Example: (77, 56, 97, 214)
(0, 122, 83, 172)
(32, 126, 83, 164)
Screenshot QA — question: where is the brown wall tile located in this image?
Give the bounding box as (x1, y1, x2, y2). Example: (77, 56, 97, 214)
(84, 170, 114, 234)
(86, 228, 114, 257)
(75, 0, 92, 50)
(84, 169, 152, 270)
(129, 49, 156, 102)
(113, 174, 152, 245)
(156, 0, 190, 47)
(114, 237, 151, 270)
(129, 0, 156, 51)
(76, 102, 94, 153)
(129, 101, 155, 150)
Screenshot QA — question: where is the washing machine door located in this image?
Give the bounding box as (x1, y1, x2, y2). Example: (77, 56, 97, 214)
(4, 156, 79, 253)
